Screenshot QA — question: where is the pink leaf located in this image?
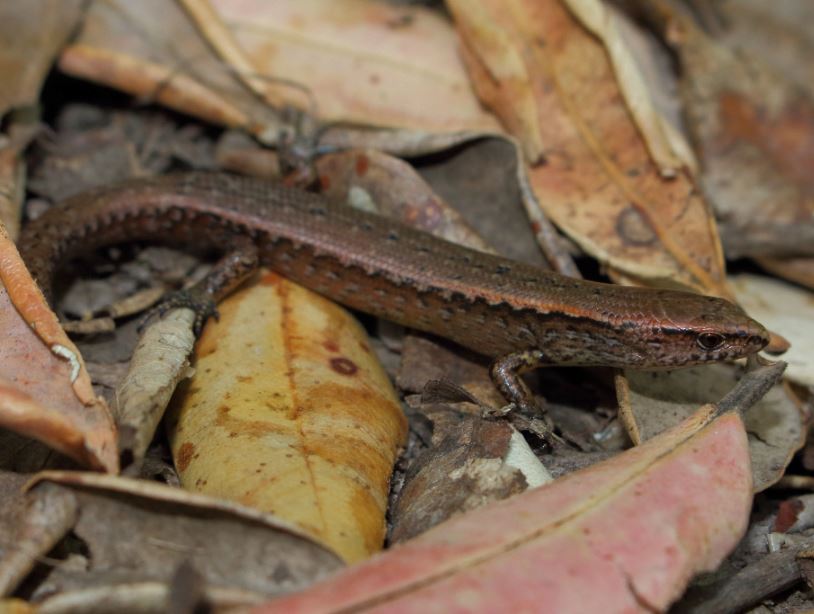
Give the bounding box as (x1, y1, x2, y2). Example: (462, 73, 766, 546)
(255, 405, 751, 613)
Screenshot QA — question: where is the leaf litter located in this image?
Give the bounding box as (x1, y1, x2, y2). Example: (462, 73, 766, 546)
(0, 0, 811, 612)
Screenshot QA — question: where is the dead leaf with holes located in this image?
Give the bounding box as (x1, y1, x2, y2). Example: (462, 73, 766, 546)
(0, 225, 118, 472)
(167, 271, 407, 564)
(254, 362, 787, 614)
(448, 0, 730, 297)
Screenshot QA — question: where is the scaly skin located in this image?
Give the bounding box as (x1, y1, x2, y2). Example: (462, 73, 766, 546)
(17, 172, 769, 413)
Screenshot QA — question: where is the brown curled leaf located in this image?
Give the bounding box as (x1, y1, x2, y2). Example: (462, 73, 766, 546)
(449, 0, 730, 297)
(117, 308, 198, 471)
(0, 225, 117, 472)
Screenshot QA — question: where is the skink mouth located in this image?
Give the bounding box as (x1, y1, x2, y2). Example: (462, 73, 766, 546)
(747, 322, 772, 354)
(730, 334, 769, 360)
(748, 334, 770, 353)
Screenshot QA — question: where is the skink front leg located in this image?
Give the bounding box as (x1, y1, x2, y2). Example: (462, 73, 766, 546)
(489, 349, 558, 443)
(489, 349, 547, 415)
(143, 238, 259, 335)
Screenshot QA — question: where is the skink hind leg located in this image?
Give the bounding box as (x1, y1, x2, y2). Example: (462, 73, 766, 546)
(141, 239, 259, 335)
(489, 349, 547, 416)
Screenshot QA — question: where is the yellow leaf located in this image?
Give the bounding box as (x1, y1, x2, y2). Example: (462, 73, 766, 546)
(168, 271, 407, 563)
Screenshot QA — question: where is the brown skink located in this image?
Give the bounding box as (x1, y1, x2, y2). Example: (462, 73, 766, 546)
(17, 172, 769, 414)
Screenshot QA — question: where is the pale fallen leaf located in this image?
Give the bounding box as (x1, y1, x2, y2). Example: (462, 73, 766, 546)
(167, 271, 407, 563)
(59, 0, 499, 142)
(0, 225, 117, 472)
(449, 0, 730, 296)
(622, 364, 804, 492)
(255, 396, 760, 613)
(0, 483, 78, 597)
(117, 308, 198, 469)
(211, 0, 500, 133)
(30, 583, 263, 614)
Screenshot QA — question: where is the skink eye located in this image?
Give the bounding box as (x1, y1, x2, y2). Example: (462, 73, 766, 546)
(697, 332, 725, 351)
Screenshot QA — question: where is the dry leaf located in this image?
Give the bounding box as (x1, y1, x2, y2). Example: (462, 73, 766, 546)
(755, 256, 814, 292)
(0, 599, 34, 614)
(390, 405, 545, 543)
(414, 137, 554, 267)
(59, 0, 498, 142)
(0, 0, 85, 117)
(316, 150, 493, 252)
(0, 0, 85, 237)
(0, 131, 31, 241)
(26, 471, 342, 597)
(211, 0, 500, 133)
(0, 483, 78, 597)
(716, 0, 814, 99)
(256, 396, 760, 613)
(59, 0, 280, 138)
(117, 308, 198, 469)
(30, 583, 263, 613)
(167, 271, 407, 563)
(638, 0, 814, 259)
(622, 364, 804, 492)
(562, 0, 697, 175)
(449, 0, 729, 296)
(0, 225, 117, 472)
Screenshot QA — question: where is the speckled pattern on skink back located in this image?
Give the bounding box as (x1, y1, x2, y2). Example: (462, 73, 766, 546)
(17, 172, 769, 369)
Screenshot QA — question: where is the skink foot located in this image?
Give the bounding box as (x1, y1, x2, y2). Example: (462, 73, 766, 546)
(138, 288, 219, 336)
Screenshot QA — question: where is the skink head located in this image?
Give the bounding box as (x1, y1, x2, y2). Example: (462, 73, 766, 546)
(635, 291, 770, 367)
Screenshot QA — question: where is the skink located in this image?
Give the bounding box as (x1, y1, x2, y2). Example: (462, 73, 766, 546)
(17, 172, 770, 415)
